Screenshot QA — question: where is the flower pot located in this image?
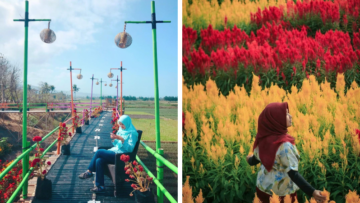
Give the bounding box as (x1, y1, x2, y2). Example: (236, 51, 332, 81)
(61, 144, 70, 155)
(134, 189, 155, 203)
(76, 126, 82, 134)
(85, 120, 89, 125)
(35, 177, 52, 200)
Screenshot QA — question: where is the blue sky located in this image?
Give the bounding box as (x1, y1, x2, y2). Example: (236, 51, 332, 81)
(0, 0, 178, 97)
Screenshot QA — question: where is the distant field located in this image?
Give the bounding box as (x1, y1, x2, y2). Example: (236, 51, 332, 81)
(126, 108, 177, 120)
(132, 119, 177, 141)
(74, 99, 178, 120)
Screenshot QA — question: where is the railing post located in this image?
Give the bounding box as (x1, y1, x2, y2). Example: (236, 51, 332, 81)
(22, 141, 30, 198)
(57, 123, 61, 155)
(157, 148, 164, 203)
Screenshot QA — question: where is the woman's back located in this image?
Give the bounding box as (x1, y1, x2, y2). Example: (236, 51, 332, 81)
(254, 142, 300, 196)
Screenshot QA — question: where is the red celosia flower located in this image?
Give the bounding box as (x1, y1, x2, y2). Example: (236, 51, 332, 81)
(69, 133, 72, 137)
(134, 168, 137, 173)
(47, 161, 51, 166)
(125, 169, 131, 175)
(39, 148, 44, 152)
(129, 175, 135, 179)
(62, 123, 66, 128)
(42, 170, 47, 174)
(131, 184, 137, 189)
(120, 154, 130, 162)
(125, 179, 130, 182)
(31, 158, 41, 167)
(147, 177, 153, 181)
(138, 165, 144, 172)
(33, 136, 42, 142)
(132, 161, 138, 166)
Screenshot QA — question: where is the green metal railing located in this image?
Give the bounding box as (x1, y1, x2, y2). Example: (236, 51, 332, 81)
(136, 141, 178, 203)
(0, 126, 59, 203)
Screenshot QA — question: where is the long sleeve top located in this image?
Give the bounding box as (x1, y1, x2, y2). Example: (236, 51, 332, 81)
(248, 142, 315, 197)
(108, 132, 138, 154)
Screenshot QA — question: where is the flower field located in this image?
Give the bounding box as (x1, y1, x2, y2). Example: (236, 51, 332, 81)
(183, 0, 360, 96)
(183, 74, 360, 202)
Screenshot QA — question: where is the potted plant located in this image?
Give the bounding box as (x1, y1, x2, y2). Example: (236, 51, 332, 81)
(120, 155, 155, 203)
(73, 110, 82, 134)
(84, 109, 89, 125)
(58, 123, 73, 155)
(31, 136, 52, 200)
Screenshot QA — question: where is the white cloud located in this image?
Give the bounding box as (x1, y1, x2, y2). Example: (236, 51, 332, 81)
(0, 0, 134, 71)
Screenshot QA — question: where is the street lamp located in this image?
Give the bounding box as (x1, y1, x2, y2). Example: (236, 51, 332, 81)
(108, 61, 126, 115)
(120, 2, 170, 202)
(90, 74, 99, 118)
(13, 0, 56, 198)
(66, 61, 82, 134)
(111, 76, 120, 113)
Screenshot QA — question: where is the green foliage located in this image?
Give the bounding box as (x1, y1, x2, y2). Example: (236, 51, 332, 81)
(0, 138, 12, 158)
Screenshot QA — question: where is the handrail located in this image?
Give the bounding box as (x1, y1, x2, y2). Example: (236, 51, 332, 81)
(136, 156, 177, 203)
(0, 126, 59, 180)
(140, 141, 177, 174)
(6, 134, 59, 203)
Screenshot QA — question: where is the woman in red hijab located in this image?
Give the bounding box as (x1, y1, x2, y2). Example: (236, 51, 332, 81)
(246, 102, 326, 203)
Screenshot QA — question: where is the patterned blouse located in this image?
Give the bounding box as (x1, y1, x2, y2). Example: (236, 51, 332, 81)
(253, 142, 300, 196)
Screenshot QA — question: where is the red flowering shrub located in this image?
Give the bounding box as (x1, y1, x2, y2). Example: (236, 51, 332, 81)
(58, 122, 71, 146)
(0, 159, 29, 203)
(183, 22, 360, 95)
(120, 156, 153, 196)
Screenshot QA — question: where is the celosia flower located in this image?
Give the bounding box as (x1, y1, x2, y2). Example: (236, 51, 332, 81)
(131, 184, 137, 189)
(39, 148, 44, 152)
(125, 169, 131, 175)
(33, 136, 42, 142)
(129, 175, 135, 179)
(132, 161, 138, 166)
(138, 165, 144, 172)
(120, 154, 130, 162)
(125, 179, 130, 182)
(31, 158, 40, 167)
(47, 161, 51, 166)
(42, 170, 47, 174)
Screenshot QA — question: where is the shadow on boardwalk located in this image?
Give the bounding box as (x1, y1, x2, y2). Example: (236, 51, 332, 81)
(32, 111, 177, 203)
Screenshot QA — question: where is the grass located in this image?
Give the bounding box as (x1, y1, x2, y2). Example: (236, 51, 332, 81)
(132, 119, 178, 142)
(125, 111, 152, 115)
(126, 108, 177, 120)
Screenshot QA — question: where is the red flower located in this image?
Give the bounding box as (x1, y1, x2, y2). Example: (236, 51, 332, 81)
(129, 175, 135, 179)
(47, 161, 51, 166)
(113, 108, 115, 111)
(131, 184, 137, 189)
(33, 136, 42, 142)
(132, 161, 138, 166)
(31, 158, 40, 167)
(125, 179, 130, 182)
(138, 165, 144, 172)
(62, 123, 66, 128)
(125, 169, 131, 175)
(69, 133, 72, 137)
(39, 148, 44, 152)
(120, 154, 130, 162)
(133, 168, 137, 173)
(147, 177, 153, 181)
(42, 170, 47, 174)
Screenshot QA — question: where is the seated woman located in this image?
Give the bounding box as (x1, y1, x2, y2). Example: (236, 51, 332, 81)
(78, 115, 139, 193)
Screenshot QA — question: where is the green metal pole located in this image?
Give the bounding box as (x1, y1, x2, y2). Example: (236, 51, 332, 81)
(22, 1, 29, 198)
(157, 148, 164, 203)
(100, 78, 102, 106)
(151, 2, 163, 203)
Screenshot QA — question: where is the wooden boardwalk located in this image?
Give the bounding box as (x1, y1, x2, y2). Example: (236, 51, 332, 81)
(32, 111, 178, 203)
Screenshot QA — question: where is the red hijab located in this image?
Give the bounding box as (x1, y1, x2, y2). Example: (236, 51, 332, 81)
(253, 102, 295, 172)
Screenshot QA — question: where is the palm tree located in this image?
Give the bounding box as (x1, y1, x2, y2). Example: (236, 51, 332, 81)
(73, 84, 80, 100)
(50, 85, 55, 93)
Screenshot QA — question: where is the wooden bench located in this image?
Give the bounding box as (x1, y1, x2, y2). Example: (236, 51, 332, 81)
(98, 130, 142, 197)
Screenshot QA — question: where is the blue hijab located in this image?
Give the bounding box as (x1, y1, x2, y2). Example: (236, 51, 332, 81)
(116, 115, 138, 140)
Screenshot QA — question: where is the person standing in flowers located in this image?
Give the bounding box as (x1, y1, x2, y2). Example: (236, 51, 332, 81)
(78, 115, 139, 193)
(246, 102, 326, 203)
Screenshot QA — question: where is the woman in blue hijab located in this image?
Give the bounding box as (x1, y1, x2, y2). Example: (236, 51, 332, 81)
(78, 115, 139, 193)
